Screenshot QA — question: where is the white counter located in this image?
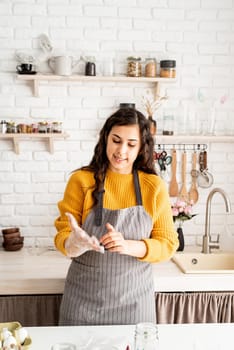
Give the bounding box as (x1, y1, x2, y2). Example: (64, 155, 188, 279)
(0, 248, 234, 295)
(27, 323, 233, 350)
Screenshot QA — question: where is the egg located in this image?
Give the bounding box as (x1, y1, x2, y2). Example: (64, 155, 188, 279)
(1, 328, 12, 340)
(3, 334, 17, 348)
(15, 327, 28, 344)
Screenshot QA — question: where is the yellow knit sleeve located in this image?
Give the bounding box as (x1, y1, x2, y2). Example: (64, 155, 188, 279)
(54, 170, 95, 255)
(138, 174, 179, 263)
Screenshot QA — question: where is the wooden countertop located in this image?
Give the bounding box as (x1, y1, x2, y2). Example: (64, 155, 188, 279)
(0, 248, 234, 295)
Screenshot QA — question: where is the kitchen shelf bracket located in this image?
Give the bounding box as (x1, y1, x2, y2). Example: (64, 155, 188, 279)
(0, 133, 69, 154)
(17, 74, 176, 97)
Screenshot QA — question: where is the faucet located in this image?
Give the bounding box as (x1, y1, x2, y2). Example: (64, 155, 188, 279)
(202, 187, 231, 254)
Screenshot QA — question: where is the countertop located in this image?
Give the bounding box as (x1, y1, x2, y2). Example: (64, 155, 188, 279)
(26, 323, 233, 350)
(0, 247, 234, 295)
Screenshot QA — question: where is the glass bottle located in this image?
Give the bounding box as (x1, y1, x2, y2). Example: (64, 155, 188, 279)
(134, 322, 159, 350)
(162, 115, 174, 135)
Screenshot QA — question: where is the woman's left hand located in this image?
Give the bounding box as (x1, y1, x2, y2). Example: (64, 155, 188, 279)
(99, 223, 130, 254)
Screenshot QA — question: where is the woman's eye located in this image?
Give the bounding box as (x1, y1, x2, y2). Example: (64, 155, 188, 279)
(113, 139, 120, 144)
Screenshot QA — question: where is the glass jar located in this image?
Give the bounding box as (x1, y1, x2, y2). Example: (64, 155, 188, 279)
(163, 115, 174, 135)
(127, 57, 142, 77)
(52, 121, 63, 133)
(38, 122, 47, 133)
(145, 58, 157, 77)
(134, 322, 159, 350)
(160, 60, 176, 78)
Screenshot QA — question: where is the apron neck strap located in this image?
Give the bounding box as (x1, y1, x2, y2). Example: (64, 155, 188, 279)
(133, 169, 143, 206)
(94, 169, 142, 226)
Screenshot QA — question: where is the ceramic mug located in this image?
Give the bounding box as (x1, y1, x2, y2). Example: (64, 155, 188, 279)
(85, 61, 96, 76)
(48, 56, 81, 76)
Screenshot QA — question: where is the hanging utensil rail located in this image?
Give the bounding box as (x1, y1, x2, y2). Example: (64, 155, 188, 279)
(155, 143, 207, 151)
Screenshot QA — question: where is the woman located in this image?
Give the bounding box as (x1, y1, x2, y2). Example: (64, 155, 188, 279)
(54, 108, 178, 325)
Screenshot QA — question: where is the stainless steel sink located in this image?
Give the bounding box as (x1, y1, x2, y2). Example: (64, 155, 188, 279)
(172, 252, 234, 274)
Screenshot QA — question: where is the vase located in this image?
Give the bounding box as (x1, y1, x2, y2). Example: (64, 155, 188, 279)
(148, 115, 157, 135)
(176, 226, 185, 252)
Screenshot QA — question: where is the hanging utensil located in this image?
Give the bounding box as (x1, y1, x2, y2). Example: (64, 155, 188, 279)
(197, 150, 214, 188)
(179, 151, 189, 201)
(189, 151, 199, 203)
(169, 148, 179, 197)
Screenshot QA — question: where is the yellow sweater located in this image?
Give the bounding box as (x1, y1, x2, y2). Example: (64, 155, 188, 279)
(54, 169, 179, 262)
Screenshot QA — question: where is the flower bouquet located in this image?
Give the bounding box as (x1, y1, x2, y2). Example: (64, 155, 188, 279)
(171, 199, 197, 251)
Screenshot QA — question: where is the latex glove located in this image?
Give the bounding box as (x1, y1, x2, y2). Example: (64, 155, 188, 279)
(65, 212, 104, 258)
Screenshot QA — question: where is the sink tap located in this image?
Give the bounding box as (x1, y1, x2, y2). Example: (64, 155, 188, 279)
(202, 187, 231, 254)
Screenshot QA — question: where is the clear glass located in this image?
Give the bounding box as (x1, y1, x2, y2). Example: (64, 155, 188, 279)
(134, 322, 159, 350)
(162, 115, 174, 135)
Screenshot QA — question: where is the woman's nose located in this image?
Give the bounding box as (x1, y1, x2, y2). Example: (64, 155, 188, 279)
(117, 143, 127, 155)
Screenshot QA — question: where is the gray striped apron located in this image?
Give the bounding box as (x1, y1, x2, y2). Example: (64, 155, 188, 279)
(59, 170, 156, 325)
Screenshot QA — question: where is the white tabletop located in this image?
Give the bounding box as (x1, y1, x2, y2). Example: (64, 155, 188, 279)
(27, 323, 234, 350)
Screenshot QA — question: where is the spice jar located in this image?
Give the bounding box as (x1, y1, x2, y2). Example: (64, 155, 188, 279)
(160, 60, 176, 78)
(52, 121, 63, 133)
(38, 122, 47, 133)
(127, 57, 142, 77)
(163, 115, 174, 135)
(145, 58, 157, 77)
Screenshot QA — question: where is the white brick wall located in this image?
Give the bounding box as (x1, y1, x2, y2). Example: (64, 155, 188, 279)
(0, 0, 234, 249)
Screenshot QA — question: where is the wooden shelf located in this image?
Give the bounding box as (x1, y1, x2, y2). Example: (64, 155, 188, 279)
(17, 74, 177, 97)
(0, 133, 69, 154)
(154, 135, 234, 144)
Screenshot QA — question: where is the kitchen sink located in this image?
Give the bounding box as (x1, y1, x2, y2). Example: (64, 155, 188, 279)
(172, 252, 234, 274)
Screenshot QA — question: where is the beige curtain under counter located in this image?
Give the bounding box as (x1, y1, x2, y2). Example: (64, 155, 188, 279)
(0, 294, 62, 326)
(156, 292, 234, 324)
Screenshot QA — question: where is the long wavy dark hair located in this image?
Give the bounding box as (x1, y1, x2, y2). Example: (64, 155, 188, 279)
(80, 108, 157, 204)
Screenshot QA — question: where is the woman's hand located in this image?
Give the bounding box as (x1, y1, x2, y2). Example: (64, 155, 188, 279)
(99, 223, 147, 258)
(65, 212, 104, 258)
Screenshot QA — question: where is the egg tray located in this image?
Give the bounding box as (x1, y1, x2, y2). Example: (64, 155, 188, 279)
(0, 321, 32, 350)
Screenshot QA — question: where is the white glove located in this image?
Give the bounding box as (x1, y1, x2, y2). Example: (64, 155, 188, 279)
(64, 212, 104, 258)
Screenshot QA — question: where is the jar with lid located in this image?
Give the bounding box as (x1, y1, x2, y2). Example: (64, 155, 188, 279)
(52, 121, 63, 133)
(38, 122, 47, 133)
(127, 57, 142, 77)
(134, 322, 159, 350)
(160, 60, 176, 78)
(163, 114, 174, 135)
(145, 58, 157, 77)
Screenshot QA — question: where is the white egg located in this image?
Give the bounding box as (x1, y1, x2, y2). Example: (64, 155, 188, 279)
(15, 327, 28, 344)
(1, 328, 12, 340)
(3, 335, 17, 347)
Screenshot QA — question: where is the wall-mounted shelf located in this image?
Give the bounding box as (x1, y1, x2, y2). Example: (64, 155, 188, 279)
(0, 133, 69, 154)
(17, 74, 176, 97)
(154, 134, 234, 144)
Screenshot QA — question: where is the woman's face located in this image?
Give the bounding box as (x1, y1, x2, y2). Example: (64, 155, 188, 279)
(106, 124, 141, 174)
